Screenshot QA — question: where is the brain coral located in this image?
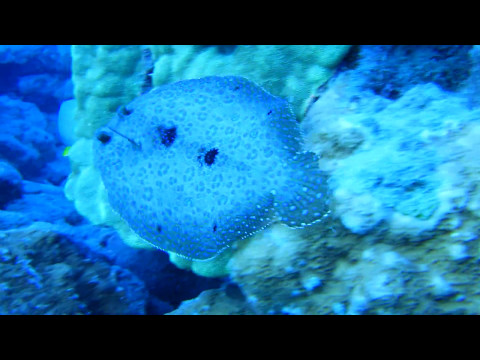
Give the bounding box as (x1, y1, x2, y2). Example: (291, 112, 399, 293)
(70, 45, 352, 140)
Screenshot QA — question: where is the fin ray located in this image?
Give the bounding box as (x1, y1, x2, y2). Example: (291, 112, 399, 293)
(275, 152, 330, 227)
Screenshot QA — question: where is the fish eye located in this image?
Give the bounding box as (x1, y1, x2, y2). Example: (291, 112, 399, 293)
(97, 131, 112, 145)
(117, 105, 133, 117)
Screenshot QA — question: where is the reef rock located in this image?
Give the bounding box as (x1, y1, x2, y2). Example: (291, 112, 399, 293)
(0, 222, 147, 315)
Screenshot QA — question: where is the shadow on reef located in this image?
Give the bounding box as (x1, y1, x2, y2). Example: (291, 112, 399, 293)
(198, 45, 238, 55)
(337, 45, 473, 100)
(0, 45, 72, 113)
(116, 249, 224, 314)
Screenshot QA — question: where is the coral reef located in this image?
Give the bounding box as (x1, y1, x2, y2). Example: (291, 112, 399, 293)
(149, 45, 351, 118)
(0, 45, 72, 112)
(172, 45, 480, 315)
(0, 45, 224, 314)
(0, 222, 147, 315)
(347, 45, 472, 99)
(0, 161, 22, 208)
(168, 283, 255, 315)
(71, 45, 146, 139)
(302, 62, 480, 239)
(3, 44, 478, 315)
(65, 45, 351, 275)
(0, 96, 57, 179)
(70, 45, 351, 140)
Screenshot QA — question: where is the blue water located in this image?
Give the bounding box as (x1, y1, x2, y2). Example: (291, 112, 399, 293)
(0, 45, 478, 315)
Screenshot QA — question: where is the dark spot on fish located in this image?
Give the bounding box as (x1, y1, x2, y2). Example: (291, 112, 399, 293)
(204, 148, 219, 166)
(268, 110, 273, 116)
(213, 224, 217, 233)
(99, 239, 108, 248)
(234, 86, 240, 91)
(156, 225, 162, 233)
(158, 126, 177, 147)
(97, 131, 112, 145)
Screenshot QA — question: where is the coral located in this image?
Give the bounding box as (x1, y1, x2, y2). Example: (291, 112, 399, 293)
(172, 45, 480, 314)
(0, 222, 148, 314)
(65, 45, 480, 318)
(167, 284, 255, 315)
(149, 45, 351, 118)
(225, 222, 348, 314)
(5, 180, 81, 226)
(0, 210, 31, 230)
(70, 45, 351, 140)
(0, 45, 72, 112)
(0, 45, 225, 314)
(71, 45, 146, 139)
(465, 45, 480, 108)
(17, 73, 73, 112)
(168, 248, 234, 278)
(304, 76, 480, 237)
(0, 161, 22, 208)
(0, 96, 56, 179)
(0, 95, 48, 132)
(0, 45, 71, 71)
(349, 45, 472, 100)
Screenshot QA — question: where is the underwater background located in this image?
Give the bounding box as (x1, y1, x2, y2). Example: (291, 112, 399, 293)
(0, 45, 478, 315)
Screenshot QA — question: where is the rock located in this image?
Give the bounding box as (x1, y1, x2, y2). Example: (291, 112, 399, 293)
(0, 135, 41, 178)
(0, 45, 72, 113)
(17, 74, 73, 112)
(0, 222, 148, 315)
(0, 210, 31, 230)
(0, 95, 47, 132)
(0, 161, 22, 208)
(0, 96, 57, 179)
(5, 181, 82, 226)
(168, 286, 255, 315)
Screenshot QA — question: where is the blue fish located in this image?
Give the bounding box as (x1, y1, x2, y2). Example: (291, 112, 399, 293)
(93, 76, 329, 260)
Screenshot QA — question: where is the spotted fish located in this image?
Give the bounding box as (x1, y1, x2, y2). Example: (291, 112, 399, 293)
(93, 76, 329, 260)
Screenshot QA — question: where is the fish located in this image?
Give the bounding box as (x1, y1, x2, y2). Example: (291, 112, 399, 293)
(93, 76, 329, 260)
(63, 146, 71, 157)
